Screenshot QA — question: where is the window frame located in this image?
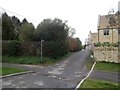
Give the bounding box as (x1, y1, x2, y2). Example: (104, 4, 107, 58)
(103, 29, 109, 35)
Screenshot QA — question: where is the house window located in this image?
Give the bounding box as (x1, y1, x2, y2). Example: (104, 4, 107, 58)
(104, 29, 109, 35)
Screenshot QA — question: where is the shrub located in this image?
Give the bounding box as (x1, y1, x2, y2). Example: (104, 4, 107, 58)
(43, 41, 68, 59)
(68, 37, 82, 52)
(94, 42, 102, 47)
(20, 42, 39, 56)
(2, 40, 20, 56)
(111, 43, 119, 47)
(94, 42, 119, 47)
(102, 42, 111, 47)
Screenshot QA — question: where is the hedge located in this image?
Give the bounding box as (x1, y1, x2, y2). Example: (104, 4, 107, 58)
(2, 40, 20, 56)
(2, 39, 81, 58)
(2, 41, 68, 58)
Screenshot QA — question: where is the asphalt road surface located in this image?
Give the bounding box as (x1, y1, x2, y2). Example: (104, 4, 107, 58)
(2, 49, 90, 88)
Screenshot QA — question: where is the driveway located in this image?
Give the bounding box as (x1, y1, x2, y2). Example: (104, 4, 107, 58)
(2, 49, 90, 88)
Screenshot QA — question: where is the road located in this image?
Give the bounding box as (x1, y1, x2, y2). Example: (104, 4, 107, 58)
(2, 49, 90, 88)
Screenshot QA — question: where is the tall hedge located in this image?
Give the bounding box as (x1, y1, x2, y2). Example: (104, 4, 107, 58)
(2, 40, 20, 56)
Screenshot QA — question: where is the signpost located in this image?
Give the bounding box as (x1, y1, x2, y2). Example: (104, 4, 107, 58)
(41, 38, 44, 61)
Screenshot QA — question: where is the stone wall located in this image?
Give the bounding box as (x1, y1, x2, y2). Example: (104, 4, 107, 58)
(94, 46, 119, 63)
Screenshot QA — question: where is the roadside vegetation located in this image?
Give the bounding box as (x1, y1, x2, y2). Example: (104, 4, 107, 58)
(2, 52, 74, 65)
(86, 50, 95, 70)
(0, 66, 26, 76)
(84, 51, 119, 89)
(2, 12, 82, 65)
(86, 50, 119, 72)
(80, 78, 119, 88)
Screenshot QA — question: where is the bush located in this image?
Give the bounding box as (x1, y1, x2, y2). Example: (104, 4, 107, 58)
(43, 41, 68, 59)
(111, 43, 119, 47)
(2, 40, 69, 58)
(20, 41, 39, 56)
(102, 42, 111, 47)
(2, 40, 20, 56)
(94, 42, 102, 47)
(68, 37, 82, 52)
(94, 42, 119, 47)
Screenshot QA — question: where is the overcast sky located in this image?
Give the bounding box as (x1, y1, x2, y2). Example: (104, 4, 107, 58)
(0, 0, 119, 44)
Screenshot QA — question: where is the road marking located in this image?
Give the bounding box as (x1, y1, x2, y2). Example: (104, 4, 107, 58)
(34, 81, 44, 86)
(59, 65, 65, 68)
(48, 68, 63, 75)
(74, 75, 81, 78)
(58, 67, 64, 70)
(75, 72, 81, 74)
(75, 61, 96, 90)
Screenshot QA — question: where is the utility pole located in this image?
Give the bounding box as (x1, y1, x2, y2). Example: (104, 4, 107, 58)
(41, 37, 44, 61)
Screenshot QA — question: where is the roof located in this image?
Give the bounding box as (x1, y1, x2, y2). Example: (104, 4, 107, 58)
(98, 14, 118, 29)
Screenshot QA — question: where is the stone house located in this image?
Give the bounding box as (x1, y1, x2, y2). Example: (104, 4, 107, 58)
(97, 14, 119, 43)
(88, 13, 119, 45)
(87, 31, 98, 50)
(87, 10, 120, 63)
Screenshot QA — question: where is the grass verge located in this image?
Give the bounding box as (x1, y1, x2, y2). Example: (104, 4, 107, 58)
(80, 78, 119, 88)
(2, 52, 74, 65)
(94, 61, 120, 72)
(0, 66, 26, 76)
(86, 51, 95, 70)
(86, 51, 119, 72)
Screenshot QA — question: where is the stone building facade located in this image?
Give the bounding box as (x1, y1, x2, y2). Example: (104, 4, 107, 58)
(87, 31, 98, 50)
(88, 14, 119, 45)
(97, 14, 119, 43)
(87, 10, 120, 63)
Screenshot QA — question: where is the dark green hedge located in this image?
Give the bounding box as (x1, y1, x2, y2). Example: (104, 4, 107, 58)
(2, 40, 20, 56)
(2, 41, 68, 58)
(43, 41, 68, 58)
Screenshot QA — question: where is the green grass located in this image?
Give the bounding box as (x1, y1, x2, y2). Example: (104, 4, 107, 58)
(94, 62, 120, 72)
(2, 52, 74, 65)
(0, 66, 26, 76)
(86, 52, 119, 72)
(80, 78, 119, 88)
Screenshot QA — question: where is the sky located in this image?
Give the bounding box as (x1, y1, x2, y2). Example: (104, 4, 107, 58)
(0, 0, 119, 44)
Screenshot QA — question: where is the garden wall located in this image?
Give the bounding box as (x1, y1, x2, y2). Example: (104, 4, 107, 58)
(94, 46, 119, 63)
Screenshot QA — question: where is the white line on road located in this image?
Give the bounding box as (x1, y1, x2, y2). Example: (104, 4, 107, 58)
(75, 61, 96, 90)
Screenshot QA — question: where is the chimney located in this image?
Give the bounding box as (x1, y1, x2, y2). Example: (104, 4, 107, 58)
(97, 15, 100, 28)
